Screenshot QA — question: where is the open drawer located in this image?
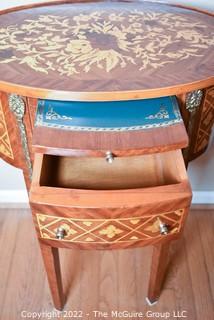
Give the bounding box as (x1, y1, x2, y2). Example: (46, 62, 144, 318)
(30, 149, 192, 250)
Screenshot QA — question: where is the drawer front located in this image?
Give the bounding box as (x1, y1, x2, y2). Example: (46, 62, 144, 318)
(36, 208, 186, 249)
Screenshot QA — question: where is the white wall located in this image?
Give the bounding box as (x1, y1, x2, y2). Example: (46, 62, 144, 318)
(0, 0, 213, 203)
(188, 131, 214, 191)
(158, 0, 214, 11)
(0, 0, 53, 10)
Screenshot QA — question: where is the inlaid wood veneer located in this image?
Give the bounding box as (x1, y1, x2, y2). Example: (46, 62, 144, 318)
(0, 0, 212, 312)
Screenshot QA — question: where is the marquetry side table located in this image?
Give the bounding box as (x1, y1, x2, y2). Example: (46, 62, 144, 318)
(0, 0, 213, 311)
(0, 0, 213, 192)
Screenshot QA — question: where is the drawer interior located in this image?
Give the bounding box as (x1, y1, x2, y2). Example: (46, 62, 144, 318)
(39, 150, 185, 190)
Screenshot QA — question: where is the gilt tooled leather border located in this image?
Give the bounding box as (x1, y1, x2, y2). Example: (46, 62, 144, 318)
(35, 96, 182, 131)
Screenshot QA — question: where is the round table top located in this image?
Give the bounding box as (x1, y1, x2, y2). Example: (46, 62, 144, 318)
(0, 0, 213, 101)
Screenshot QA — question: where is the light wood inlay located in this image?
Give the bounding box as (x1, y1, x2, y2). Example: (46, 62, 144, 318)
(194, 87, 214, 153)
(36, 209, 184, 245)
(0, 1, 213, 100)
(0, 98, 13, 159)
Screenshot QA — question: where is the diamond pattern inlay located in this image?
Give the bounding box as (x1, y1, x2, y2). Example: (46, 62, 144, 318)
(36, 209, 184, 244)
(194, 87, 214, 153)
(0, 101, 13, 159)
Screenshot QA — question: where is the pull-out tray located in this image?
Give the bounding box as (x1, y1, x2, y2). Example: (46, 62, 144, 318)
(32, 97, 188, 157)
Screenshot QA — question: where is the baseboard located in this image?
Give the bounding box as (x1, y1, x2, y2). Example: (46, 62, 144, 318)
(0, 190, 213, 208)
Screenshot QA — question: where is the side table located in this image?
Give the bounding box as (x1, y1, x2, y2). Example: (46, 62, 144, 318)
(0, 0, 213, 311)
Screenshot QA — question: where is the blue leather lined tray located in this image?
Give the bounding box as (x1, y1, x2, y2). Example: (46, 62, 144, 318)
(35, 96, 182, 132)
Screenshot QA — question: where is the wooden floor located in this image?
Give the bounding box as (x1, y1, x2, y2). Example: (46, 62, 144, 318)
(0, 208, 213, 320)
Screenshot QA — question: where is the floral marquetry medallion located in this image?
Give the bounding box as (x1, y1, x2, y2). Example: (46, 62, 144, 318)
(36, 209, 184, 246)
(0, 8, 213, 76)
(0, 2, 213, 94)
(0, 101, 13, 159)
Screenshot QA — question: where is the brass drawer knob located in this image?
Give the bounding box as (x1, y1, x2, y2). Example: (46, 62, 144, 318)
(56, 227, 66, 240)
(105, 151, 114, 164)
(158, 218, 169, 235)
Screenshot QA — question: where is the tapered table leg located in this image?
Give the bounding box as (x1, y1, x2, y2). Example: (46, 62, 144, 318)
(39, 242, 64, 310)
(146, 242, 170, 305)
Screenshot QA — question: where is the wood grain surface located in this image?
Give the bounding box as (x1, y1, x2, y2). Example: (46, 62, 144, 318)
(190, 86, 214, 160)
(0, 93, 30, 175)
(147, 242, 170, 303)
(32, 122, 188, 156)
(39, 242, 64, 310)
(0, 0, 213, 101)
(39, 153, 184, 190)
(0, 93, 14, 161)
(0, 93, 34, 190)
(0, 208, 213, 319)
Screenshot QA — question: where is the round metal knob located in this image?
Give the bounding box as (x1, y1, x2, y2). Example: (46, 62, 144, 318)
(56, 227, 66, 240)
(105, 151, 114, 164)
(158, 218, 169, 235)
